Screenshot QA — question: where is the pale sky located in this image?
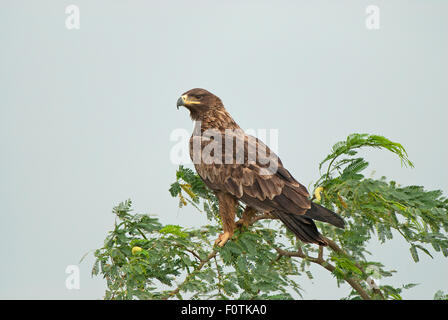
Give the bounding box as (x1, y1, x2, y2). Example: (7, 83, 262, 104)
(1, 0, 447, 299)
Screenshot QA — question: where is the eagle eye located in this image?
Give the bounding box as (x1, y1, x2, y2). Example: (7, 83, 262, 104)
(195, 95, 203, 100)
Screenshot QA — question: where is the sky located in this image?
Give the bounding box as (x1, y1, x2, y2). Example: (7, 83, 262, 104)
(0, 0, 447, 299)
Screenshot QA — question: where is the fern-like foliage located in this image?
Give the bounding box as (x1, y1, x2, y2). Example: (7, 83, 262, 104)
(317, 133, 414, 187)
(91, 133, 447, 300)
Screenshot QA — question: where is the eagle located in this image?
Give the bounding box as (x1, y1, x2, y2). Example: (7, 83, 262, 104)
(176, 88, 345, 247)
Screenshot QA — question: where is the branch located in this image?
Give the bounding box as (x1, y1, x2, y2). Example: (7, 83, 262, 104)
(252, 212, 277, 223)
(214, 255, 223, 295)
(241, 209, 374, 299)
(172, 244, 203, 262)
(274, 245, 372, 300)
(324, 237, 385, 299)
(234, 208, 384, 300)
(163, 250, 217, 300)
(165, 208, 275, 300)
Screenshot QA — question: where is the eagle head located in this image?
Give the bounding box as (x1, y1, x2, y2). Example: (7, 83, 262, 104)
(176, 88, 223, 120)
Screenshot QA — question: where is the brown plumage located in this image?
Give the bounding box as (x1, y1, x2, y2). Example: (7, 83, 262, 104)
(177, 88, 345, 247)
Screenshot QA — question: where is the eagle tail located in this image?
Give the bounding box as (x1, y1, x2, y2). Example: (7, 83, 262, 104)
(304, 203, 346, 229)
(273, 204, 345, 246)
(274, 212, 327, 246)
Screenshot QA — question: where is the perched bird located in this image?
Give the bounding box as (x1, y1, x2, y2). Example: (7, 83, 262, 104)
(177, 88, 345, 247)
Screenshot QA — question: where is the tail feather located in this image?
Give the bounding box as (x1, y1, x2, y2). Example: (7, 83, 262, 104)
(273, 211, 327, 246)
(304, 203, 345, 229)
(273, 204, 345, 246)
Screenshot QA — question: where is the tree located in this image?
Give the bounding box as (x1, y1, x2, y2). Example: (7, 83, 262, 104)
(91, 133, 448, 300)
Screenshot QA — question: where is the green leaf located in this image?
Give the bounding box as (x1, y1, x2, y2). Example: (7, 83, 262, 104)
(410, 245, 419, 262)
(159, 225, 188, 238)
(434, 290, 448, 300)
(169, 182, 181, 197)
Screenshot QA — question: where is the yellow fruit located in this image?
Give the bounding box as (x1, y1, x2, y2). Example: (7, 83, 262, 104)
(132, 246, 143, 255)
(314, 187, 324, 202)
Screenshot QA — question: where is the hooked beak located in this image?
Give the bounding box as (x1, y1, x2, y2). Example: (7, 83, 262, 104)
(176, 96, 185, 110)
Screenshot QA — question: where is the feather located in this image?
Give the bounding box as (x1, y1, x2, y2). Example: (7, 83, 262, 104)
(282, 186, 311, 210)
(274, 212, 327, 246)
(304, 203, 345, 228)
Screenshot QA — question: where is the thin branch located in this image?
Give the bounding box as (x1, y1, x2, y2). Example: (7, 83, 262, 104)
(213, 255, 223, 295)
(184, 248, 203, 262)
(274, 246, 372, 300)
(326, 237, 385, 298)
(318, 245, 324, 262)
(135, 227, 148, 240)
(323, 237, 385, 299)
(251, 213, 277, 223)
(163, 250, 217, 300)
(235, 208, 382, 300)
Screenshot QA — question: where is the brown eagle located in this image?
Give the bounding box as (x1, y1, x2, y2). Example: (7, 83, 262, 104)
(177, 88, 345, 247)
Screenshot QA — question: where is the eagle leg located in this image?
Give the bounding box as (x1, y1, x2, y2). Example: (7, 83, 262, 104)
(214, 192, 237, 247)
(236, 206, 257, 229)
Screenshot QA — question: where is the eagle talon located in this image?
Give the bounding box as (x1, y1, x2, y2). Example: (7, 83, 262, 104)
(214, 231, 232, 247)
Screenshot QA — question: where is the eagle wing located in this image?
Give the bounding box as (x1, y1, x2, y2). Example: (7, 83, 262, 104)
(190, 129, 312, 215)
